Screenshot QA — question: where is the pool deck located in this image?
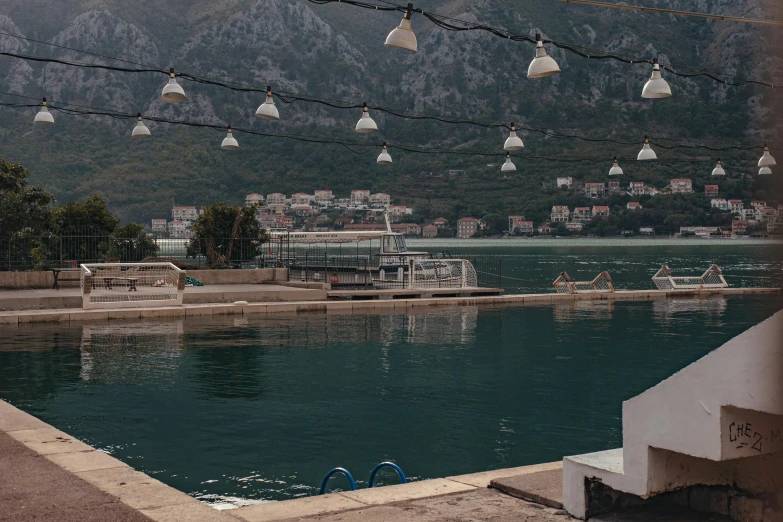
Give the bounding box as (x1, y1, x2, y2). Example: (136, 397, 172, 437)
(0, 287, 779, 325)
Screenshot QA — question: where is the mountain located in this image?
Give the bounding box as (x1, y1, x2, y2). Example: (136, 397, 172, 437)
(0, 0, 780, 224)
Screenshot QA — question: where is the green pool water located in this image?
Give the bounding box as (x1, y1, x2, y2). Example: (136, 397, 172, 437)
(0, 294, 780, 508)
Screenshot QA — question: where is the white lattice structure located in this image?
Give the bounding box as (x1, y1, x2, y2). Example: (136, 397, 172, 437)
(651, 264, 727, 291)
(553, 271, 615, 294)
(80, 263, 186, 309)
(410, 259, 478, 289)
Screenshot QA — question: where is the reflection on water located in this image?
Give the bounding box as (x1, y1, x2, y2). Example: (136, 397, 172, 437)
(0, 295, 780, 507)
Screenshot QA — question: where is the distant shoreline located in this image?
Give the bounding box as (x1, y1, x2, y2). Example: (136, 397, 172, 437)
(405, 237, 783, 248)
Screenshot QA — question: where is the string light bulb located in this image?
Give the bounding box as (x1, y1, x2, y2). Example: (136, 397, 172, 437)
(527, 34, 561, 78)
(758, 166, 772, 175)
(609, 157, 624, 175)
(161, 68, 186, 103)
(641, 58, 672, 99)
(758, 144, 776, 167)
(256, 86, 279, 121)
(501, 152, 517, 172)
(131, 113, 151, 138)
(637, 135, 657, 160)
(377, 142, 392, 164)
(33, 97, 54, 124)
(385, 3, 417, 51)
(221, 125, 239, 150)
(711, 159, 725, 176)
(355, 103, 378, 133)
(503, 123, 524, 151)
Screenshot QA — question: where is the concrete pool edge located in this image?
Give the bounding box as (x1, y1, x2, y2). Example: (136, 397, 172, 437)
(0, 399, 566, 521)
(0, 287, 779, 325)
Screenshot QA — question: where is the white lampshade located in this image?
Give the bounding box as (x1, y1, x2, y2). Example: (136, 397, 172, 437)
(527, 34, 560, 79)
(758, 166, 772, 175)
(161, 68, 186, 103)
(504, 123, 524, 151)
(711, 160, 725, 176)
(221, 126, 239, 150)
(256, 86, 280, 121)
(609, 157, 623, 175)
(501, 152, 516, 172)
(355, 103, 378, 133)
(637, 136, 657, 160)
(33, 97, 54, 124)
(384, 3, 417, 51)
(377, 142, 392, 164)
(642, 58, 671, 99)
(131, 113, 151, 138)
(758, 145, 776, 167)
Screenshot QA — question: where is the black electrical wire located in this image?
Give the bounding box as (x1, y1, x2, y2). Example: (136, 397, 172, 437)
(322, 0, 779, 88)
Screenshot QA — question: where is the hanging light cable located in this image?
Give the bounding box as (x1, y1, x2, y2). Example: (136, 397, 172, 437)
(355, 103, 378, 133)
(256, 86, 280, 121)
(377, 142, 392, 164)
(609, 156, 624, 175)
(527, 33, 561, 78)
(501, 152, 517, 172)
(504, 122, 524, 151)
(221, 125, 239, 150)
(758, 144, 776, 167)
(161, 68, 186, 103)
(33, 97, 54, 124)
(637, 135, 657, 160)
(711, 159, 725, 176)
(131, 113, 151, 138)
(385, 3, 418, 51)
(642, 58, 672, 99)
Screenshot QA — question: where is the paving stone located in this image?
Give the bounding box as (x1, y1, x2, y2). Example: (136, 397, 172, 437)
(76, 466, 194, 511)
(0, 400, 52, 432)
(233, 493, 365, 522)
(8, 427, 95, 455)
(140, 500, 239, 522)
(46, 449, 129, 473)
(339, 478, 476, 505)
(449, 461, 562, 488)
(489, 468, 563, 508)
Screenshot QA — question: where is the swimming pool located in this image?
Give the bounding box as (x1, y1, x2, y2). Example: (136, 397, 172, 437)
(0, 295, 780, 508)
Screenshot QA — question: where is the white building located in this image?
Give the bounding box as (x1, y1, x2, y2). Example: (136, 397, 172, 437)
(572, 207, 592, 222)
(584, 182, 606, 198)
(167, 220, 188, 238)
(314, 190, 334, 204)
(729, 199, 744, 214)
(291, 193, 311, 205)
(592, 205, 610, 218)
(244, 193, 264, 207)
(565, 222, 583, 232)
(370, 193, 391, 206)
(267, 193, 286, 205)
(150, 219, 167, 234)
(350, 190, 370, 206)
(551, 206, 570, 223)
(556, 177, 573, 189)
(711, 198, 729, 211)
(627, 202, 643, 210)
(670, 178, 693, 194)
(172, 206, 198, 222)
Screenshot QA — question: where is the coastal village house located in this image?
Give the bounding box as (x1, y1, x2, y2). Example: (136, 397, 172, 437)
(551, 206, 570, 223)
(537, 224, 552, 235)
(711, 198, 729, 210)
(433, 217, 449, 229)
(592, 205, 610, 218)
(508, 215, 527, 233)
(350, 190, 370, 205)
(510, 220, 534, 235)
(729, 199, 744, 214)
(245, 193, 264, 207)
(670, 178, 693, 194)
(422, 224, 438, 238)
(267, 193, 286, 205)
(291, 193, 311, 205)
(391, 223, 421, 236)
(150, 219, 167, 234)
(584, 182, 606, 198)
(608, 180, 621, 192)
(629, 181, 646, 196)
(167, 220, 188, 238)
(314, 190, 334, 204)
(732, 219, 747, 235)
(556, 177, 573, 189)
(369, 193, 391, 206)
(172, 205, 198, 222)
(627, 201, 642, 210)
(457, 217, 480, 238)
(565, 222, 584, 232)
(704, 184, 719, 197)
(572, 207, 592, 222)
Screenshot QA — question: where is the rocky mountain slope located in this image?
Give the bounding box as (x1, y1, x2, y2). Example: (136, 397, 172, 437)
(0, 0, 780, 222)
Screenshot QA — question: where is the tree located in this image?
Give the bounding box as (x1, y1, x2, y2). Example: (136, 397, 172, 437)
(53, 195, 120, 235)
(110, 223, 159, 262)
(0, 157, 54, 237)
(186, 202, 269, 268)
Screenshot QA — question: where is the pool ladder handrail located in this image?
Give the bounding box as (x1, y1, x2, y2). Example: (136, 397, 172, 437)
(319, 462, 407, 494)
(368, 461, 407, 488)
(319, 467, 357, 494)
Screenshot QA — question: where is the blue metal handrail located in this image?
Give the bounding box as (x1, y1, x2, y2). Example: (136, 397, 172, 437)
(368, 462, 407, 488)
(319, 467, 357, 494)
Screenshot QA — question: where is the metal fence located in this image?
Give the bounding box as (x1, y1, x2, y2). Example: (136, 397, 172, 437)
(1, 235, 503, 291)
